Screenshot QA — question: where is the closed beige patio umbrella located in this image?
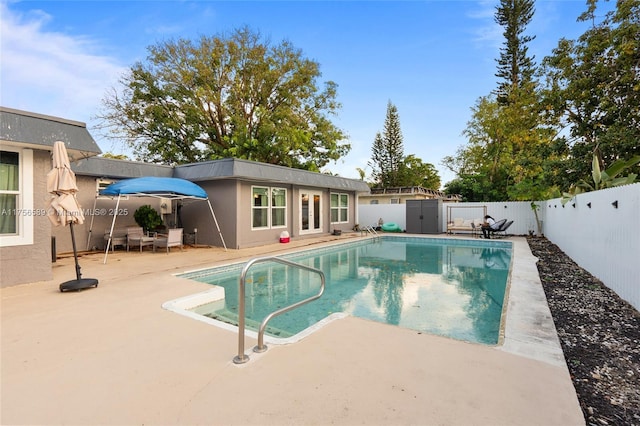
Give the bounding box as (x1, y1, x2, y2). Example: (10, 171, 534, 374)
(47, 141, 98, 292)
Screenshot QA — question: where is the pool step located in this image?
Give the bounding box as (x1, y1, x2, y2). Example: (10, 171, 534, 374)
(204, 308, 294, 338)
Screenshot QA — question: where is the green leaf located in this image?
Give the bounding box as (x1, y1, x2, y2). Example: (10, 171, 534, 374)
(605, 156, 640, 179)
(609, 173, 637, 187)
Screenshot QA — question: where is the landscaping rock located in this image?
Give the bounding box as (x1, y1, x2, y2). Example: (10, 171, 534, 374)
(527, 236, 640, 426)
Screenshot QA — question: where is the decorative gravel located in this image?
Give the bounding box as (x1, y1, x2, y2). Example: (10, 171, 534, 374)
(527, 237, 640, 426)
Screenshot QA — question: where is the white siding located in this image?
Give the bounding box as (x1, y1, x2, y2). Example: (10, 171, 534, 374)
(544, 183, 640, 312)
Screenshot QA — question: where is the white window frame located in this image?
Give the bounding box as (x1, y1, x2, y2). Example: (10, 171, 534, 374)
(251, 186, 287, 230)
(0, 147, 34, 246)
(330, 192, 349, 224)
(270, 187, 287, 229)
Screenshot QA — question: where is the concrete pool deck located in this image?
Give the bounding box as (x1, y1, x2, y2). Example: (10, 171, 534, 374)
(1, 234, 584, 425)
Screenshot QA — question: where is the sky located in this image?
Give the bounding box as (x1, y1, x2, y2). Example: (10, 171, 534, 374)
(0, 0, 609, 187)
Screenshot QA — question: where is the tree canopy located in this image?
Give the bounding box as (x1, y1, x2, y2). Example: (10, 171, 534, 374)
(98, 27, 350, 171)
(397, 155, 441, 190)
(444, 0, 638, 202)
(540, 0, 640, 183)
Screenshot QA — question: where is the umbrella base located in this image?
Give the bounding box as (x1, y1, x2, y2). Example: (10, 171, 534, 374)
(60, 278, 99, 292)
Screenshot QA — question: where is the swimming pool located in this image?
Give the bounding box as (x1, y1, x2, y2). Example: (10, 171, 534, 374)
(175, 236, 512, 345)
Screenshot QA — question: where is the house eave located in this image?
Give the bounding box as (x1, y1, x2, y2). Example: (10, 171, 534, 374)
(0, 106, 101, 161)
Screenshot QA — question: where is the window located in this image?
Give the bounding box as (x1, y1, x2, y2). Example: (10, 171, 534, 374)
(0, 151, 19, 234)
(330, 193, 348, 224)
(271, 188, 286, 227)
(252, 186, 287, 229)
(390, 198, 400, 204)
(0, 148, 33, 245)
(370, 200, 379, 205)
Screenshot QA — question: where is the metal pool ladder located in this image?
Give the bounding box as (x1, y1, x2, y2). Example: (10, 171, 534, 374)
(362, 224, 380, 240)
(233, 256, 326, 364)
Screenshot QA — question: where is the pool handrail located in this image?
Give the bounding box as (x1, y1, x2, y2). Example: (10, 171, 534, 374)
(362, 224, 380, 239)
(233, 256, 326, 364)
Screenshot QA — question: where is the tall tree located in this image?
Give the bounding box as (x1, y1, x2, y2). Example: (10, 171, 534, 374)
(369, 132, 388, 186)
(494, 0, 536, 102)
(442, 0, 559, 202)
(98, 27, 350, 171)
(369, 101, 405, 187)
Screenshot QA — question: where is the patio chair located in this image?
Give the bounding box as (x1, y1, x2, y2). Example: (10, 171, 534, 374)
(104, 228, 127, 251)
(482, 219, 506, 239)
(127, 226, 154, 252)
(153, 228, 183, 253)
(471, 221, 481, 238)
(492, 220, 514, 239)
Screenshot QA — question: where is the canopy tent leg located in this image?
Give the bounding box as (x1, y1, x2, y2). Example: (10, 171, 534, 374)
(103, 195, 122, 264)
(207, 200, 227, 251)
(86, 195, 98, 251)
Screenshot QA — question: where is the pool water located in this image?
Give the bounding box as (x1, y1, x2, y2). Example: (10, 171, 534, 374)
(180, 237, 511, 345)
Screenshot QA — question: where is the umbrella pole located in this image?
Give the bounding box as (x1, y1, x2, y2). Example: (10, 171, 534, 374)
(59, 220, 99, 292)
(69, 222, 82, 280)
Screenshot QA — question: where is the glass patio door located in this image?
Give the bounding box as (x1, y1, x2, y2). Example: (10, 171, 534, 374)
(300, 191, 322, 234)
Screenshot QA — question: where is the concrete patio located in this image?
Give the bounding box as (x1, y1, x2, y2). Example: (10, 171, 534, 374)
(1, 234, 584, 425)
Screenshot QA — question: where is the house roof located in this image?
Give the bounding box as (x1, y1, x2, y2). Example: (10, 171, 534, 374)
(0, 107, 101, 160)
(72, 156, 173, 179)
(174, 158, 371, 193)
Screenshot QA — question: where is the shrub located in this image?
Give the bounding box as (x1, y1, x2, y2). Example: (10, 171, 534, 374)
(133, 205, 162, 232)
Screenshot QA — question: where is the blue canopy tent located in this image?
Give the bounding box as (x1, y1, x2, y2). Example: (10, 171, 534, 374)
(89, 177, 227, 263)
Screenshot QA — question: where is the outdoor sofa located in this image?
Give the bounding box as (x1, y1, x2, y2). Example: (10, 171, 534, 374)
(446, 217, 484, 235)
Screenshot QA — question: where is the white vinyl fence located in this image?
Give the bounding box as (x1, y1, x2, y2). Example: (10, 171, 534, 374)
(358, 201, 542, 236)
(357, 182, 640, 311)
(542, 183, 639, 312)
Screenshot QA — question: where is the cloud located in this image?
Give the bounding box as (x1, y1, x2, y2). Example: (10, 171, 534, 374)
(0, 1, 127, 129)
(467, 0, 502, 50)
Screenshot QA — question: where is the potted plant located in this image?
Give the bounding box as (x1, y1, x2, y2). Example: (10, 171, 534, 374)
(133, 205, 162, 234)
